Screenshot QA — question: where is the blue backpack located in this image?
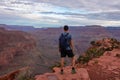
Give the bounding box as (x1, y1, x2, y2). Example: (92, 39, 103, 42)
(59, 33, 71, 50)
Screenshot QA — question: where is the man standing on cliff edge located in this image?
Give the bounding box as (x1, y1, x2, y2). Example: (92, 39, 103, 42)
(59, 25, 76, 74)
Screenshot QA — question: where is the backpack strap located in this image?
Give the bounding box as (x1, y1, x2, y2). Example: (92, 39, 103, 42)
(62, 33, 69, 38)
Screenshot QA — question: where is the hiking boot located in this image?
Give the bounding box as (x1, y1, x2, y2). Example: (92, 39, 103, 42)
(60, 69, 64, 74)
(71, 67, 76, 74)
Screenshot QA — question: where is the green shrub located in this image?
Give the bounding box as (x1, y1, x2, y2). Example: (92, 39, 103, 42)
(77, 45, 105, 64)
(77, 55, 90, 64)
(90, 41, 101, 46)
(96, 48, 105, 57)
(86, 48, 98, 59)
(90, 41, 96, 45)
(49, 62, 62, 70)
(93, 60, 98, 65)
(111, 38, 120, 49)
(77, 55, 84, 63)
(82, 56, 90, 64)
(105, 47, 113, 51)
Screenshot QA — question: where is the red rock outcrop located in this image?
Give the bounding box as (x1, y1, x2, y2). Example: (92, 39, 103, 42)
(87, 49, 120, 80)
(35, 66, 90, 80)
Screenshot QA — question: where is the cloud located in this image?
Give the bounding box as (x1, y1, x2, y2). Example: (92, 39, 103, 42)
(85, 11, 120, 21)
(0, 0, 120, 27)
(29, 0, 120, 11)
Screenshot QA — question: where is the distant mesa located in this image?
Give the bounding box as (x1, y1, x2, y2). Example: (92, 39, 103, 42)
(85, 25, 104, 28)
(0, 24, 35, 31)
(0, 27, 5, 31)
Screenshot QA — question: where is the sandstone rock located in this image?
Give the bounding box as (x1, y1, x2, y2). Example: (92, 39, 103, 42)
(35, 66, 90, 80)
(87, 49, 120, 80)
(0, 28, 36, 66)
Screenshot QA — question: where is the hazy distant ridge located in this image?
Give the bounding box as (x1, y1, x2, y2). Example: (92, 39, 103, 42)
(0, 24, 35, 31)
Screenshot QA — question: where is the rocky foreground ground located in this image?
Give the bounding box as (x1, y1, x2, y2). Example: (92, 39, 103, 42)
(0, 48, 119, 80)
(35, 66, 90, 80)
(35, 49, 120, 80)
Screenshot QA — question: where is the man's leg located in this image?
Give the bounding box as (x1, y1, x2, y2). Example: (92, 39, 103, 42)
(67, 50, 76, 73)
(71, 56, 75, 68)
(60, 57, 64, 74)
(71, 56, 76, 74)
(68, 50, 75, 68)
(61, 57, 64, 69)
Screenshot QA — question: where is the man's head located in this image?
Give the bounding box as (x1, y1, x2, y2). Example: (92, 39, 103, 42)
(64, 25, 69, 31)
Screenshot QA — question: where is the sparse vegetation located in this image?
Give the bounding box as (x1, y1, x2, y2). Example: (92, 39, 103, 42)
(49, 62, 67, 71)
(110, 38, 120, 49)
(77, 55, 90, 64)
(49, 62, 61, 70)
(15, 68, 34, 80)
(77, 38, 120, 64)
(93, 60, 99, 65)
(90, 41, 96, 46)
(90, 41, 101, 46)
(77, 48, 105, 64)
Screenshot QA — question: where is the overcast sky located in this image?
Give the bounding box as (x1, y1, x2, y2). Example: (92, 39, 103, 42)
(0, 0, 120, 27)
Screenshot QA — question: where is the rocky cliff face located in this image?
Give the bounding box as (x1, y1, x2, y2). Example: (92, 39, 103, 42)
(0, 27, 36, 75)
(87, 49, 120, 80)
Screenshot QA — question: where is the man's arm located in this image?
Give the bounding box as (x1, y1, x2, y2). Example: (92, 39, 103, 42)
(59, 42, 61, 52)
(59, 35, 61, 52)
(70, 40, 74, 51)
